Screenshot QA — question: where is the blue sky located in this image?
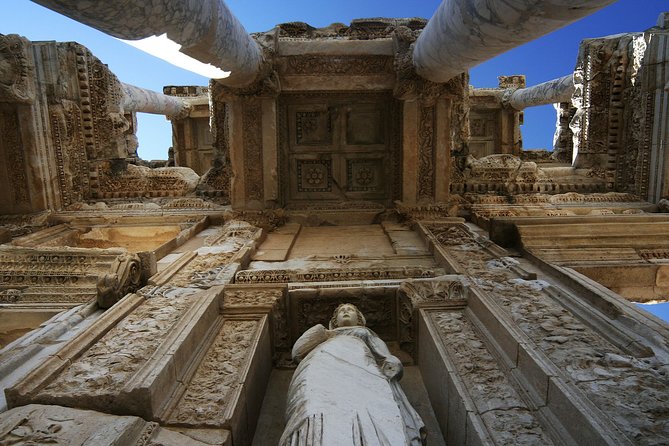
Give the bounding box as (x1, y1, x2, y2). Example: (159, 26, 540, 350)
(1, 1, 666, 159)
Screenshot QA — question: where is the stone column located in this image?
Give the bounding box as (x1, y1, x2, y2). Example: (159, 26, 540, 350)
(30, 0, 264, 86)
(121, 83, 190, 118)
(505, 75, 575, 110)
(413, 0, 616, 83)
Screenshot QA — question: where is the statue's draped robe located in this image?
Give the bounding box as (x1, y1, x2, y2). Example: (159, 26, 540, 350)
(280, 325, 425, 446)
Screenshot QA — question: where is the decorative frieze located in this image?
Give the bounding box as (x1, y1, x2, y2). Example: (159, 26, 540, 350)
(170, 252, 237, 288)
(0, 34, 34, 104)
(417, 105, 435, 201)
(282, 55, 393, 76)
(0, 246, 141, 307)
(34, 290, 194, 403)
(0, 109, 30, 212)
(242, 98, 264, 202)
(94, 162, 199, 199)
(235, 266, 438, 284)
(453, 154, 606, 195)
(156, 221, 261, 289)
(0, 404, 210, 446)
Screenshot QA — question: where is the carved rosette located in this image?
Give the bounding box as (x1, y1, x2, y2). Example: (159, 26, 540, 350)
(0, 34, 34, 104)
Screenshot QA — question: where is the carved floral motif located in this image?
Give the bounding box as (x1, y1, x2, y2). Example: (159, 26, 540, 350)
(0, 109, 29, 207)
(242, 98, 264, 202)
(283, 55, 393, 76)
(0, 34, 34, 103)
(39, 291, 195, 402)
(417, 105, 435, 201)
(399, 278, 467, 306)
(168, 319, 260, 425)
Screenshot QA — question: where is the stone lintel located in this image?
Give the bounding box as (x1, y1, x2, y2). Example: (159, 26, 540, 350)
(280, 75, 395, 91)
(278, 39, 394, 56)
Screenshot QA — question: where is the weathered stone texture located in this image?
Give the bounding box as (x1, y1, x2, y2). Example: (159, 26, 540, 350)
(422, 222, 669, 444)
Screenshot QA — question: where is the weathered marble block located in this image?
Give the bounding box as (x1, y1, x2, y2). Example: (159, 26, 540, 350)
(0, 404, 213, 445)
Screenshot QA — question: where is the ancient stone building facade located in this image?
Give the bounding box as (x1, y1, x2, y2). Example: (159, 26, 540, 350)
(1, 3, 668, 446)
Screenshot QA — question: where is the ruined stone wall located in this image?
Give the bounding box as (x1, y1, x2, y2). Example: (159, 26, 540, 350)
(571, 17, 669, 201)
(0, 35, 200, 214)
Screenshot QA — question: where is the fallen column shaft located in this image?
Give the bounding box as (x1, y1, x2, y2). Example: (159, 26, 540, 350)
(414, 0, 617, 83)
(506, 75, 575, 110)
(30, 0, 263, 86)
(121, 83, 190, 118)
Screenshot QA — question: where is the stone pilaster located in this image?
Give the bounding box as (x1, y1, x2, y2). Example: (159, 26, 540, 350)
(646, 13, 669, 203)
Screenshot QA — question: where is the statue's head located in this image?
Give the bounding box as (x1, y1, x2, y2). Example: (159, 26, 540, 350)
(329, 303, 366, 329)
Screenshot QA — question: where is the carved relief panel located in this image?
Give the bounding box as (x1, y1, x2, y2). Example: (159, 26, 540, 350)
(281, 92, 397, 205)
(0, 106, 30, 214)
(468, 110, 499, 158)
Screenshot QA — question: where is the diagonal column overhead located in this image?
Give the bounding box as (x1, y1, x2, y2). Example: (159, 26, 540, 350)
(30, 0, 263, 86)
(505, 74, 575, 110)
(413, 0, 617, 83)
(120, 83, 190, 118)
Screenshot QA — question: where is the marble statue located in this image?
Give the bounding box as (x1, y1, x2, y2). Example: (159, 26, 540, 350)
(280, 303, 426, 445)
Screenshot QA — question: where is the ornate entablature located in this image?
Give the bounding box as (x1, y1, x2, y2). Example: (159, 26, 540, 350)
(0, 37, 208, 216)
(571, 19, 669, 202)
(194, 18, 472, 211)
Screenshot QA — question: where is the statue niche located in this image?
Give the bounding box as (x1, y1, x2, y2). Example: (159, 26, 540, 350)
(280, 303, 426, 445)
